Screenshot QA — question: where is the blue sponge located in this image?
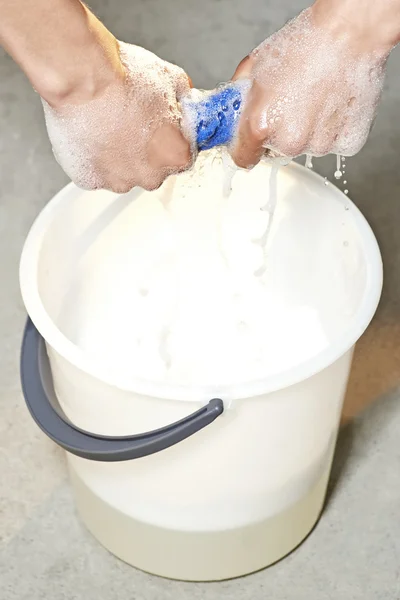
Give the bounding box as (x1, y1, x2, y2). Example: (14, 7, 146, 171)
(191, 84, 244, 151)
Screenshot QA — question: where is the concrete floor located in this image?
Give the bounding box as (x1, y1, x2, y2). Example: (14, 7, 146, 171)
(1, 0, 400, 598)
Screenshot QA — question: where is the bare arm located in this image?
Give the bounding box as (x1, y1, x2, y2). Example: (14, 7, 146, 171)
(0, 0, 122, 105)
(231, 0, 400, 167)
(312, 0, 400, 52)
(0, 0, 193, 192)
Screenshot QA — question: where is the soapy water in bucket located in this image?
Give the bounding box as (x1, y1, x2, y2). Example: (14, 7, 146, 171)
(56, 148, 367, 389)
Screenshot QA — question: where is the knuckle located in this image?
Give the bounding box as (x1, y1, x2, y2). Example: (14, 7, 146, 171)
(177, 151, 193, 171)
(310, 133, 337, 157)
(167, 138, 194, 172)
(336, 130, 368, 157)
(233, 55, 255, 80)
(279, 138, 306, 157)
(169, 63, 184, 79)
(144, 179, 164, 192)
(275, 129, 308, 157)
(247, 116, 269, 143)
(170, 65, 191, 94)
(231, 153, 249, 169)
(310, 141, 332, 157)
(173, 139, 193, 168)
(109, 181, 134, 194)
(227, 145, 243, 167)
(229, 146, 260, 169)
(73, 177, 99, 192)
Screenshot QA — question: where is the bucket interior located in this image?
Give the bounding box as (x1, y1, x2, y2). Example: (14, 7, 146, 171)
(24, 153, 380, 393)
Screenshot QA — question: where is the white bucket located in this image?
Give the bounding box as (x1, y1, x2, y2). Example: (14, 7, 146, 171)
(19, 157, 382, 581)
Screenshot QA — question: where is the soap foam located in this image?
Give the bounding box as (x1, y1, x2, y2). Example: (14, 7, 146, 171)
(67, 150, 330, 387)
(41, 42, 193, 192)
(250, 8, 387, 158)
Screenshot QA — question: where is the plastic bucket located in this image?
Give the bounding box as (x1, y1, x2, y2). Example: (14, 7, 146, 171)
(19, 158, 382, 581)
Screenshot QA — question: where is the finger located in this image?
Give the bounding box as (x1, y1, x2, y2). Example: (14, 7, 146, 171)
(311, 108, 345, 156)
(334, 123, 369, 157)
(333, 99, 372, 156)
(308, 134, 337, 157)
(148, 123, 192, 171)
(266, 126, 310, 158)
(230, 80, 275, 168)
(175, 72, 193, 97)
(106, 181, 135, 194)
(168, 64, 193, 98)
(266, 91, 317, 158)
(232, 54, 256, 81)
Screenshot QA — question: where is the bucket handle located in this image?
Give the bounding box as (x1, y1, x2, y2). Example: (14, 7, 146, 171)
(20, 318, 224, 462)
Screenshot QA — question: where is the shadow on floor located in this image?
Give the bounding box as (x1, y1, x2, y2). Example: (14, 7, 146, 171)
(326, 377, 400, 508)
(325, 420, 355, 508)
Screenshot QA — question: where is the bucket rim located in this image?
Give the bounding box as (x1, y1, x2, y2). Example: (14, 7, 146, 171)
(19, 161, 383, 402)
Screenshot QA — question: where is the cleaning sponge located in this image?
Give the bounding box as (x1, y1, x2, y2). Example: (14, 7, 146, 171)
(181, 81, 250, 151)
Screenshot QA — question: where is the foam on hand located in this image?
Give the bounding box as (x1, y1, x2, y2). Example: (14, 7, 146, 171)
(41, 42, 193, 192)
(249, 7, 387, 158)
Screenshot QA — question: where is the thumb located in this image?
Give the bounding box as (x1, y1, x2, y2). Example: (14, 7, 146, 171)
(232, 54, 256, 81)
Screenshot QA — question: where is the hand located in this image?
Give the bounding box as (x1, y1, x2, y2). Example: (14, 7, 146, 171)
(42, 41, 193, 193)
(230, 3, 393, 168)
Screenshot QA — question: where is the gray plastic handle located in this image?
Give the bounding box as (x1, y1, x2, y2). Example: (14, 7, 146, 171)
(20, 318, 224, 462)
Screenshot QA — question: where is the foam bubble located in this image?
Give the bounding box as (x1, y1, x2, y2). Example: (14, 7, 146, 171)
(248, 8, 388, 159)
(41, 42, 193, 192)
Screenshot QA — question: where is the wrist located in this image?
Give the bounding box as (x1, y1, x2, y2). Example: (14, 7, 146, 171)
(311, 0, 400, 55)
(20, 4, 124, 107)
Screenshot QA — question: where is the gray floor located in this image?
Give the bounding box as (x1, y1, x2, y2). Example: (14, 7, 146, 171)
(1, 0, 400, 598)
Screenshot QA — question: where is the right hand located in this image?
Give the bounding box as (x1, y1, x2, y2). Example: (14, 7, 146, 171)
(230, 2, 393, 169)
(42, 41, 194, 193)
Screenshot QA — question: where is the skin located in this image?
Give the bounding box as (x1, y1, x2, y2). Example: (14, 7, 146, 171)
(41, 43, 194, 192)
(1, 0, 400, 190)
(0, 0, 193, 192)
(230, 0, 400, 168)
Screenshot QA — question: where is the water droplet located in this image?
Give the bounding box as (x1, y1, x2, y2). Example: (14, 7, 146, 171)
(344, 180, 347, 184)
(344, 189, 349, 195)
(324, 177, 329, 186)
(335, 155, 343, 179)
(343, 241, 349, 247)
(233, 99, 241, 111)
(305, 154, 313, 169)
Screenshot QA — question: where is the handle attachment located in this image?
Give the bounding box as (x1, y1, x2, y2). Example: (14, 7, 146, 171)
(20, 318, 224, 462)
